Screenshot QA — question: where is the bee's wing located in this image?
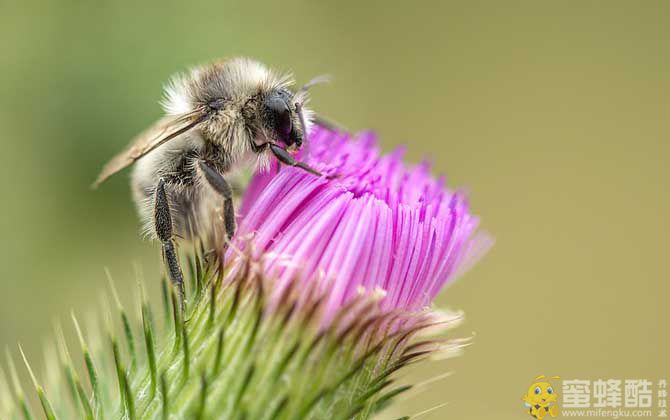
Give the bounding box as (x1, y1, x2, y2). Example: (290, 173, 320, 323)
(93, 109, 207, 188)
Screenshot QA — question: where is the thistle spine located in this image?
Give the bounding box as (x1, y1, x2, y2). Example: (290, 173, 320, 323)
(3, 252, 463, 419)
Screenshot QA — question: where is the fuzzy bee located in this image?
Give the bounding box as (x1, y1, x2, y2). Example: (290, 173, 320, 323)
(94, 57, 331, 293)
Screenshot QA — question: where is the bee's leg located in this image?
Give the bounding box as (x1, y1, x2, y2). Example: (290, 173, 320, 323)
(197, 161, 236, 240)
(269, 143, 323, 177)
(154, 178, 185, 300)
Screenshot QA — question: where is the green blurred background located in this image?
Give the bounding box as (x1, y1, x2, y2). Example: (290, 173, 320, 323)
(1, 1, 668, 418)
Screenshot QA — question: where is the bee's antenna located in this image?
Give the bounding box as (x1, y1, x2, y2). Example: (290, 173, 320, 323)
(295, 102, 310, 159)
(296, 74, 331, 98)
(294, 75, 331, 160)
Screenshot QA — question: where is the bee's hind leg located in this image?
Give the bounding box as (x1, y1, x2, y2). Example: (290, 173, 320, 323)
(154, 178, 185, 300)
(198, 161, 236, 240)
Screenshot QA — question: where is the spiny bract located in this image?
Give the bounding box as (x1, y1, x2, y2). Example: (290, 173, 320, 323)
(2, 251, 465, 420)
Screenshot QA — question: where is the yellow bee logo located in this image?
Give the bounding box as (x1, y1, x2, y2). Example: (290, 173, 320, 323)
(523, 375, 560, 419)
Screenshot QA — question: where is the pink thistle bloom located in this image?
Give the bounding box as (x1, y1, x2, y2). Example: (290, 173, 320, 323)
(226, 126, 490, 320)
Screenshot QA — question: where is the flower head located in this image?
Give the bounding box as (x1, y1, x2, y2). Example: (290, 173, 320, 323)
(227, 127, 490, 320)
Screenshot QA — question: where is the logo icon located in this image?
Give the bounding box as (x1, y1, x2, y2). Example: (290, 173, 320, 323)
(523, 375, 560, 419)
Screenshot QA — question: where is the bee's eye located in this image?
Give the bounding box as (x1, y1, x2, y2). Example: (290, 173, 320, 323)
(547, 387, 553, 394)
(264, 94, 292, 138)
(535, 387, 541, 395)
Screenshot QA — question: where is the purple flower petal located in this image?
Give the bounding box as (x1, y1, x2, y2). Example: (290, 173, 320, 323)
(224, 126, 490, 321)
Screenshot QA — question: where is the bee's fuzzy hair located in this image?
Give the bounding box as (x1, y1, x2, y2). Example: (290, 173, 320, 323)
(161, 57, 298, 116)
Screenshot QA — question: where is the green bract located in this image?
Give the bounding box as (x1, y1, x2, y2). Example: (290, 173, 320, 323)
(2, 252, 462, 419)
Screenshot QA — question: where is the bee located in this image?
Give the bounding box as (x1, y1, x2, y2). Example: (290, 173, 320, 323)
(94, 57, 332, 294)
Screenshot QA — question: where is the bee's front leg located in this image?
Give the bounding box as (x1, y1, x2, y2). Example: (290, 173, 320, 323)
(154, 178, 185, 301)
(197, 161, 236, 240)
(269, 143, 323, 177)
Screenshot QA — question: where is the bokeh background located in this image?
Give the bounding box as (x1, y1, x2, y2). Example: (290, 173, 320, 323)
(1, 1, 669, 419)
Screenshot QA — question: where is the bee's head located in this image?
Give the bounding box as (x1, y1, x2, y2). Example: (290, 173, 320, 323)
(262, 88, 304, 150)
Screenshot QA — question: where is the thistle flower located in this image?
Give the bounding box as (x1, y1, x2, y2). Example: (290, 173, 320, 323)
(3, 126, 490, 420)
(228, 126, 489, 320)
